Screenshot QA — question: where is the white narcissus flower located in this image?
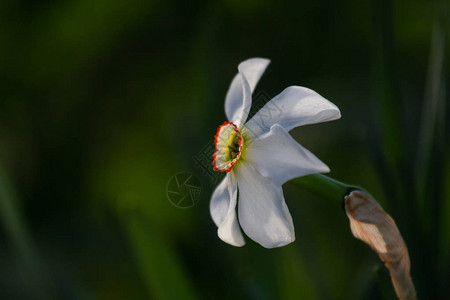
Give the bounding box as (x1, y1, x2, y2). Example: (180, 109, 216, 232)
(210, 58, 341, 248)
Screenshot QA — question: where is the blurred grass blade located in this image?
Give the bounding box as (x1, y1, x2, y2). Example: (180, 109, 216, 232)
(345, 191, 416, 300)
(369, 0, 407, 213)
(416, 18, 446, 204)
(415, 9, 447, 296)
(0, 162, 53, 299)
(276, 247, 318, 300)
(122, 211, 199, 300)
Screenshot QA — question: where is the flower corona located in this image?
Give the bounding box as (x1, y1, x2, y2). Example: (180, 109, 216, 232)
(213, 122, 243, 172)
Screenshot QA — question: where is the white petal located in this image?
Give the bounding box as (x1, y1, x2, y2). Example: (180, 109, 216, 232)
(244, 86, 341, 137)
(235, 162, 295, 248)
(210, 173, 245, 246)
(210, 176, 229, 226)
(245, 124, 330, 185)
(225, 58, 271, 126)
(238, 58, 271, 92)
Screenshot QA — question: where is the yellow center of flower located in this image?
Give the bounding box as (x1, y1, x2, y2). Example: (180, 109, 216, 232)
(227, 134, 241, 160)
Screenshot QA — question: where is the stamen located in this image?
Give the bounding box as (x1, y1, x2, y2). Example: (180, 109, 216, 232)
(230, 151, 238, 159)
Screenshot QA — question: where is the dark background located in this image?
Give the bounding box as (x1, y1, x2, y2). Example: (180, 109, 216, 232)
(0, 0, 449, 299)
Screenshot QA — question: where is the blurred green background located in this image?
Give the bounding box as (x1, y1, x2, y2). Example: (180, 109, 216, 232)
(0, 0, 449, 299)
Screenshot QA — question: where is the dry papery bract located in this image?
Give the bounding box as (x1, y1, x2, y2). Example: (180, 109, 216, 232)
(345, 190, 416, 300)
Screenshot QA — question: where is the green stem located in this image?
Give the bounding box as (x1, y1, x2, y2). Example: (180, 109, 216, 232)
(289, 174, 362, 207)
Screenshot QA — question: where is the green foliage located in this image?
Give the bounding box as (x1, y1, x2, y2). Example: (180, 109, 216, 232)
(0, 0, 448, 299)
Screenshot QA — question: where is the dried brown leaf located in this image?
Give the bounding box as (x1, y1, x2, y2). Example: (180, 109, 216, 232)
(345, 190, 416, 300)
